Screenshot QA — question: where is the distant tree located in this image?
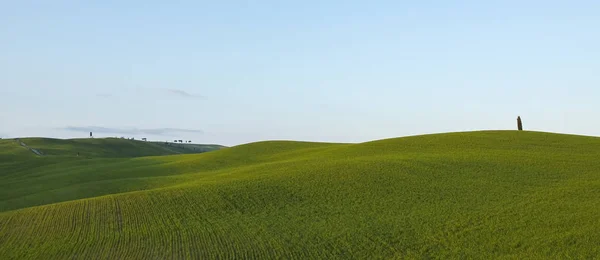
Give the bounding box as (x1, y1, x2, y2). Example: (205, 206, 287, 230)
(517, 116, 523, 131)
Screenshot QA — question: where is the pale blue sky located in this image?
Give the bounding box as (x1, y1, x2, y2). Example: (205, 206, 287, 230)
(1, 1, 599, 146)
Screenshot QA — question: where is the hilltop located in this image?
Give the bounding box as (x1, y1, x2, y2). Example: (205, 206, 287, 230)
(1, 131, 600, 259)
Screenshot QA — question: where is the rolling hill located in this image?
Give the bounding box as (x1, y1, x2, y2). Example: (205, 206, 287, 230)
(1, 131, 600, 259)
(1, 137, 224, 159)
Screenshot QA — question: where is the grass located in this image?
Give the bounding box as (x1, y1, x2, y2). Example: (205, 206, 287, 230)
(2, 137, 224, 159)
(1, 131, 600, 259)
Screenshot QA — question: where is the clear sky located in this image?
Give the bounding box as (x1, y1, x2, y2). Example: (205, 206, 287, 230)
(1, 1, 599, 146)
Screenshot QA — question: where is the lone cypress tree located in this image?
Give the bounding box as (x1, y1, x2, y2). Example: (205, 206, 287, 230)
(517, 116, 523, 131)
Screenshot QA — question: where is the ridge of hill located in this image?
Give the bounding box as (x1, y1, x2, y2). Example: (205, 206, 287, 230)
(1, 131, 600, 259)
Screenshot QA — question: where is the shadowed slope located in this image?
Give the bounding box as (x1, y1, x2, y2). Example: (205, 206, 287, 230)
(0, 141, 342, 212)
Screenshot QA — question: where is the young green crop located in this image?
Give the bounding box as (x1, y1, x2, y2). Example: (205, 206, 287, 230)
(1, 131, 600, 259)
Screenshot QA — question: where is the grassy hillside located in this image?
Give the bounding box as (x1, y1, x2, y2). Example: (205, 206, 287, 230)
(1, 131, 600, 259)
(0, 137, 224, 159)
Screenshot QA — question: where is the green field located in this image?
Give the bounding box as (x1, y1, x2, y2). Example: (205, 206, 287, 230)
(1, 131, 600, 259)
